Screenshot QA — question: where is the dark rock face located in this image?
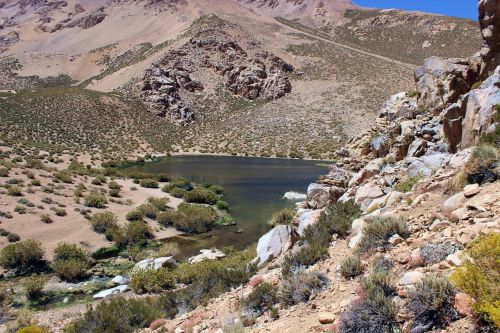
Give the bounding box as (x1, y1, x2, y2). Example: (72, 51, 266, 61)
(478, 0, 500, 77)
(140, 24, 293, 124)
(66, 9, 106, 29)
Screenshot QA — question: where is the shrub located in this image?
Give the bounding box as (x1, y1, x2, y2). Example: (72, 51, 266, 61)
(7, 233, 20, 242)
(241, 282, 277, 317)
(39, 214, 52, 224)
(0, 167, 8, 177)
(170, 187, 187, 198)
(372, 255, 394, 273)
(7, 185, 23, 196)
(14, 206, 27, 214)
(183, 188, 218, 205)
(54, 171, 72, 184)
(222, 323, 245, 333)
(140, 179, 159, 188)
(108, 188, 120, 198)
(139, 203, 158, 219)
(216, 200, 229, 211)
(30, 179, 41, 186)
(147, 197, 169, 211)
(281, 243, 328, 276)
(356, 216, 409, 253)
(450, 233, 499, 328)
(419, 243, 460, 266)
(52, 243, 90, 281)
(170, 203, 217, 234)
(156, 211, 176, 226)
(126, 208, 144, 221)
(90, 212, 118, 234)
(313, 200, 361, 240)
(92, 175, 107, 185)
(408, 275, 459, 332)
(337, 290, 398, 333)
(15, 326, 49, 333)
(360, 269, 396, 299)
(108, 181, 121, 190)
(158, 242, 180, 257)
(24, 274, 46, 301)
(91, 245, 120, 260)
(208, 185, 224, 194)
(120, 220, 153, 247)
(130, 268, 176, 294)
(278, 271, 328, 306)
(54, 208, 67, 217)
(394, 174, 423, 193)
(269, 208, 295, 227)
(65, 296, 163, 333)
(0, 240, 45, 273)
(84, 192, 107, 208)
(340, 255, 363, 279)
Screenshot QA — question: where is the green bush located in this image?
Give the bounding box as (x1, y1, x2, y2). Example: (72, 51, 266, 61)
(216, 200, 229, 211)
(54, 171, 72, 184)
(183, 188, 218, 205)
(269, 208, 295, 227)
(360, 269, 396, 300)
(408, 275, 459, 332)
(108, 188, 120, 198)
(138, 203, 158, 219)
(156, 211, 176, 226)
(241, 282, 277, 316)
(120, 220, 153, 247)
(54, 208, 67, 217)
(394, 174, 423, 193)
(52, 243, 90, 281)
(108, 181, 121, 190)
(140, 179, 158, 188)
(24, 274, 46, 301)
(90, 212, 118, 234)
(84, 192, 107, 208)
(92, 175, 107, 185)
(0, 240, 45, 273)
(147, 197, 169, 211)
(357, 216, 408, 253)
(91, 245, 120, 260)
(130, 268, 176, 294)
(65, 296, 163, 333)
(7, 233, 20, 242)
(126, 208, 144, 221)
(208, 184, 224, 194)
(316, 200, 362, 239)
(169, 187, 187, 198)
(450, 233, 499, 328)
(16, 326, 49, 333)
(281, 243, 328, 276)
(170, 203, 217, 233)
(340, 255, 363, 279)
(0, 167, 9, 177)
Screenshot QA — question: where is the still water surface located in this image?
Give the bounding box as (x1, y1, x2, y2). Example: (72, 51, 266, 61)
(128, 156, 327, 257)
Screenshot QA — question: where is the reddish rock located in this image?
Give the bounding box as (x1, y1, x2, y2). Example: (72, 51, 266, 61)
(454, 293, 474, 317)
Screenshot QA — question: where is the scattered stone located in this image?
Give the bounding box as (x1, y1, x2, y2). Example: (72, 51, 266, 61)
(188, 249, 226, 264)
(318, 312, 336, 324)
(388, 234, 404, 245)
(93, 285, 129, 299)
(463, 184, 480, 198)
(399, 271, 424, 285)
(443, 192, 466, 213)
(134, 257, 176, 271)
(111, 275, 130, 285)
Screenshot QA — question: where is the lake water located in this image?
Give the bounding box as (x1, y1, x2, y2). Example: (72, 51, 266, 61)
(127, 155, 327, 257)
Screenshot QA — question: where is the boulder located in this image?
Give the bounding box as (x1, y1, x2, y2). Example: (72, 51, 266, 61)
(318, 312, 336, 324)
(306, 183, 344, 209)
(188, 249, 226, 264)
(297, 210, 321, 237)
(254, 225, 291, 266)
(371, 134, 391, 158)
(463, 183, 480, 198)
(134, 257, 176, 271)
(477, 0, 500, 78)
(443, 192, 466, 214)
(399, 271, 424, 286)
(355, 184, 384, 203)
(93, 285, 129, 299)
(406, 138, 427, 158)
(111, 275, 130, 285)
(378, 92, 417, 121)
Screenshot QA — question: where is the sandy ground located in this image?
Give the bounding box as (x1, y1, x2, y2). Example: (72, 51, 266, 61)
(0, 161, 182, 260)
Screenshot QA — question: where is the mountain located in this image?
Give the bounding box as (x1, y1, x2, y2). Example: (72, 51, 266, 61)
(0, 0, 482, 159)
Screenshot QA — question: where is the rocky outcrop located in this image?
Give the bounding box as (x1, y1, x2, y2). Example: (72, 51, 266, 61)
(139, 23, 293, 123)
(477, 0, 500, 78)
(0, 31, 19, 52)
(254, 225, 291, 266)
(443, 65, 500, 152)
(66, 9, 106, 29)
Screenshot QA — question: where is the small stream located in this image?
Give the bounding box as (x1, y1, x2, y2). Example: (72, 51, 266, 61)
(127, 155, 328, 257)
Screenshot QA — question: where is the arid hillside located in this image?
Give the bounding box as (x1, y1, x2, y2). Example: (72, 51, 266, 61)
(0, 0, 483, 158)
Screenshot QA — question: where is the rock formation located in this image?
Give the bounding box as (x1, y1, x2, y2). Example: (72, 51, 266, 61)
(139, 23, 293, 123)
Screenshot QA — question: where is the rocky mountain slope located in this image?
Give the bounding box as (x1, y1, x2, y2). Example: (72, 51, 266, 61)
(0, 0, 482, 158)
(123, 1, 498, 332)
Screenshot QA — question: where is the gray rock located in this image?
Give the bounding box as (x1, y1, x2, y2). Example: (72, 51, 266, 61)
(399, 271, 424, 286)
(254, 225, 291, 266)
(378, 92, 417, 121)
(443, 192, 466, 214)
(297, 210, 321, 237)
(188, 249, 226, 264)
(93, 285, 129, 299)
(283, 191, 307, 202)
(111, 275, 130, 285)
(134, 257, 176, 271)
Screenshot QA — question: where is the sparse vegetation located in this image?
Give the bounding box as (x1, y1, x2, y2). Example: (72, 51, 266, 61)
(84, 191, 107, 208)
(450, 233, 500, 328)
(278, 271, 328, 306)
(241, 282, 277, 317)
(356, 216, 409, 253)
(394, 174, 423, 193)
(51, 243, 90, 281)
(340, 255, 364, 279)
(90, 211, 118, 234)
(0, 240, 45, 274)
(130, 268, 176, 294)
(269, 208, 295, 227)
